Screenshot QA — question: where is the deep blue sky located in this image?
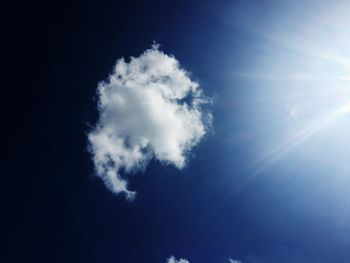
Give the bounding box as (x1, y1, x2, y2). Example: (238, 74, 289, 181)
(4, 0, 350, 262)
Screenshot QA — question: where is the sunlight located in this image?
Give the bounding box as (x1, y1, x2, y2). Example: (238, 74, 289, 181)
(231, 0, 350, 186)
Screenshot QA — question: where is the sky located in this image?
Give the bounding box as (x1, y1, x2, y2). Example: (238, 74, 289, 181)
(4, 0, 350, 262)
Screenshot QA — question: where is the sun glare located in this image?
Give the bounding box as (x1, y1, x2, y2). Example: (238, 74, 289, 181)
(231, 1, 350, 184)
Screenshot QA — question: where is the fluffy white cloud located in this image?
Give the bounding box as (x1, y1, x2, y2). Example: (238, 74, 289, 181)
(88, 44, 211, 200)
(166, 256, 190, 263)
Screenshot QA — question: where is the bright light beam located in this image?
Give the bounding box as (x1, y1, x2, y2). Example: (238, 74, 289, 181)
(230, 0, 350, 190)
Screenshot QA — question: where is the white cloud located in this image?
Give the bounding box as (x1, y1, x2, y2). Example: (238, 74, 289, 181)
(229, 259, 242, 263)
(286, 105, 297, 119)
(88, 44, 211, 200)
(166, 256, 190, 263)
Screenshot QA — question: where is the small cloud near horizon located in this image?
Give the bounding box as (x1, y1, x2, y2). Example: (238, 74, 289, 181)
(229, 258, 242, 263)
(166, 256, 190, 263)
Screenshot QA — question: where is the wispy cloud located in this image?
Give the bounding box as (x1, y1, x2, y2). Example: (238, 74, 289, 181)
(229, 258, 242, 263)
(166, 256, 190, 263)
(88, 44, 211, 200)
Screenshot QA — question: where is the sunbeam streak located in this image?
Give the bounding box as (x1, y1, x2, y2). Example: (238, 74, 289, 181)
(234, 99, 350, 191)
(228, 0, 350, 190)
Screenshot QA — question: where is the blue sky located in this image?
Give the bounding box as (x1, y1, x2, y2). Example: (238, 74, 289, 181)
(5, 0, 350, 262)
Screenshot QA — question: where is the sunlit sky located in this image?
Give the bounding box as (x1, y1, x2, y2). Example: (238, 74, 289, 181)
(225, 0, 350, 188)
